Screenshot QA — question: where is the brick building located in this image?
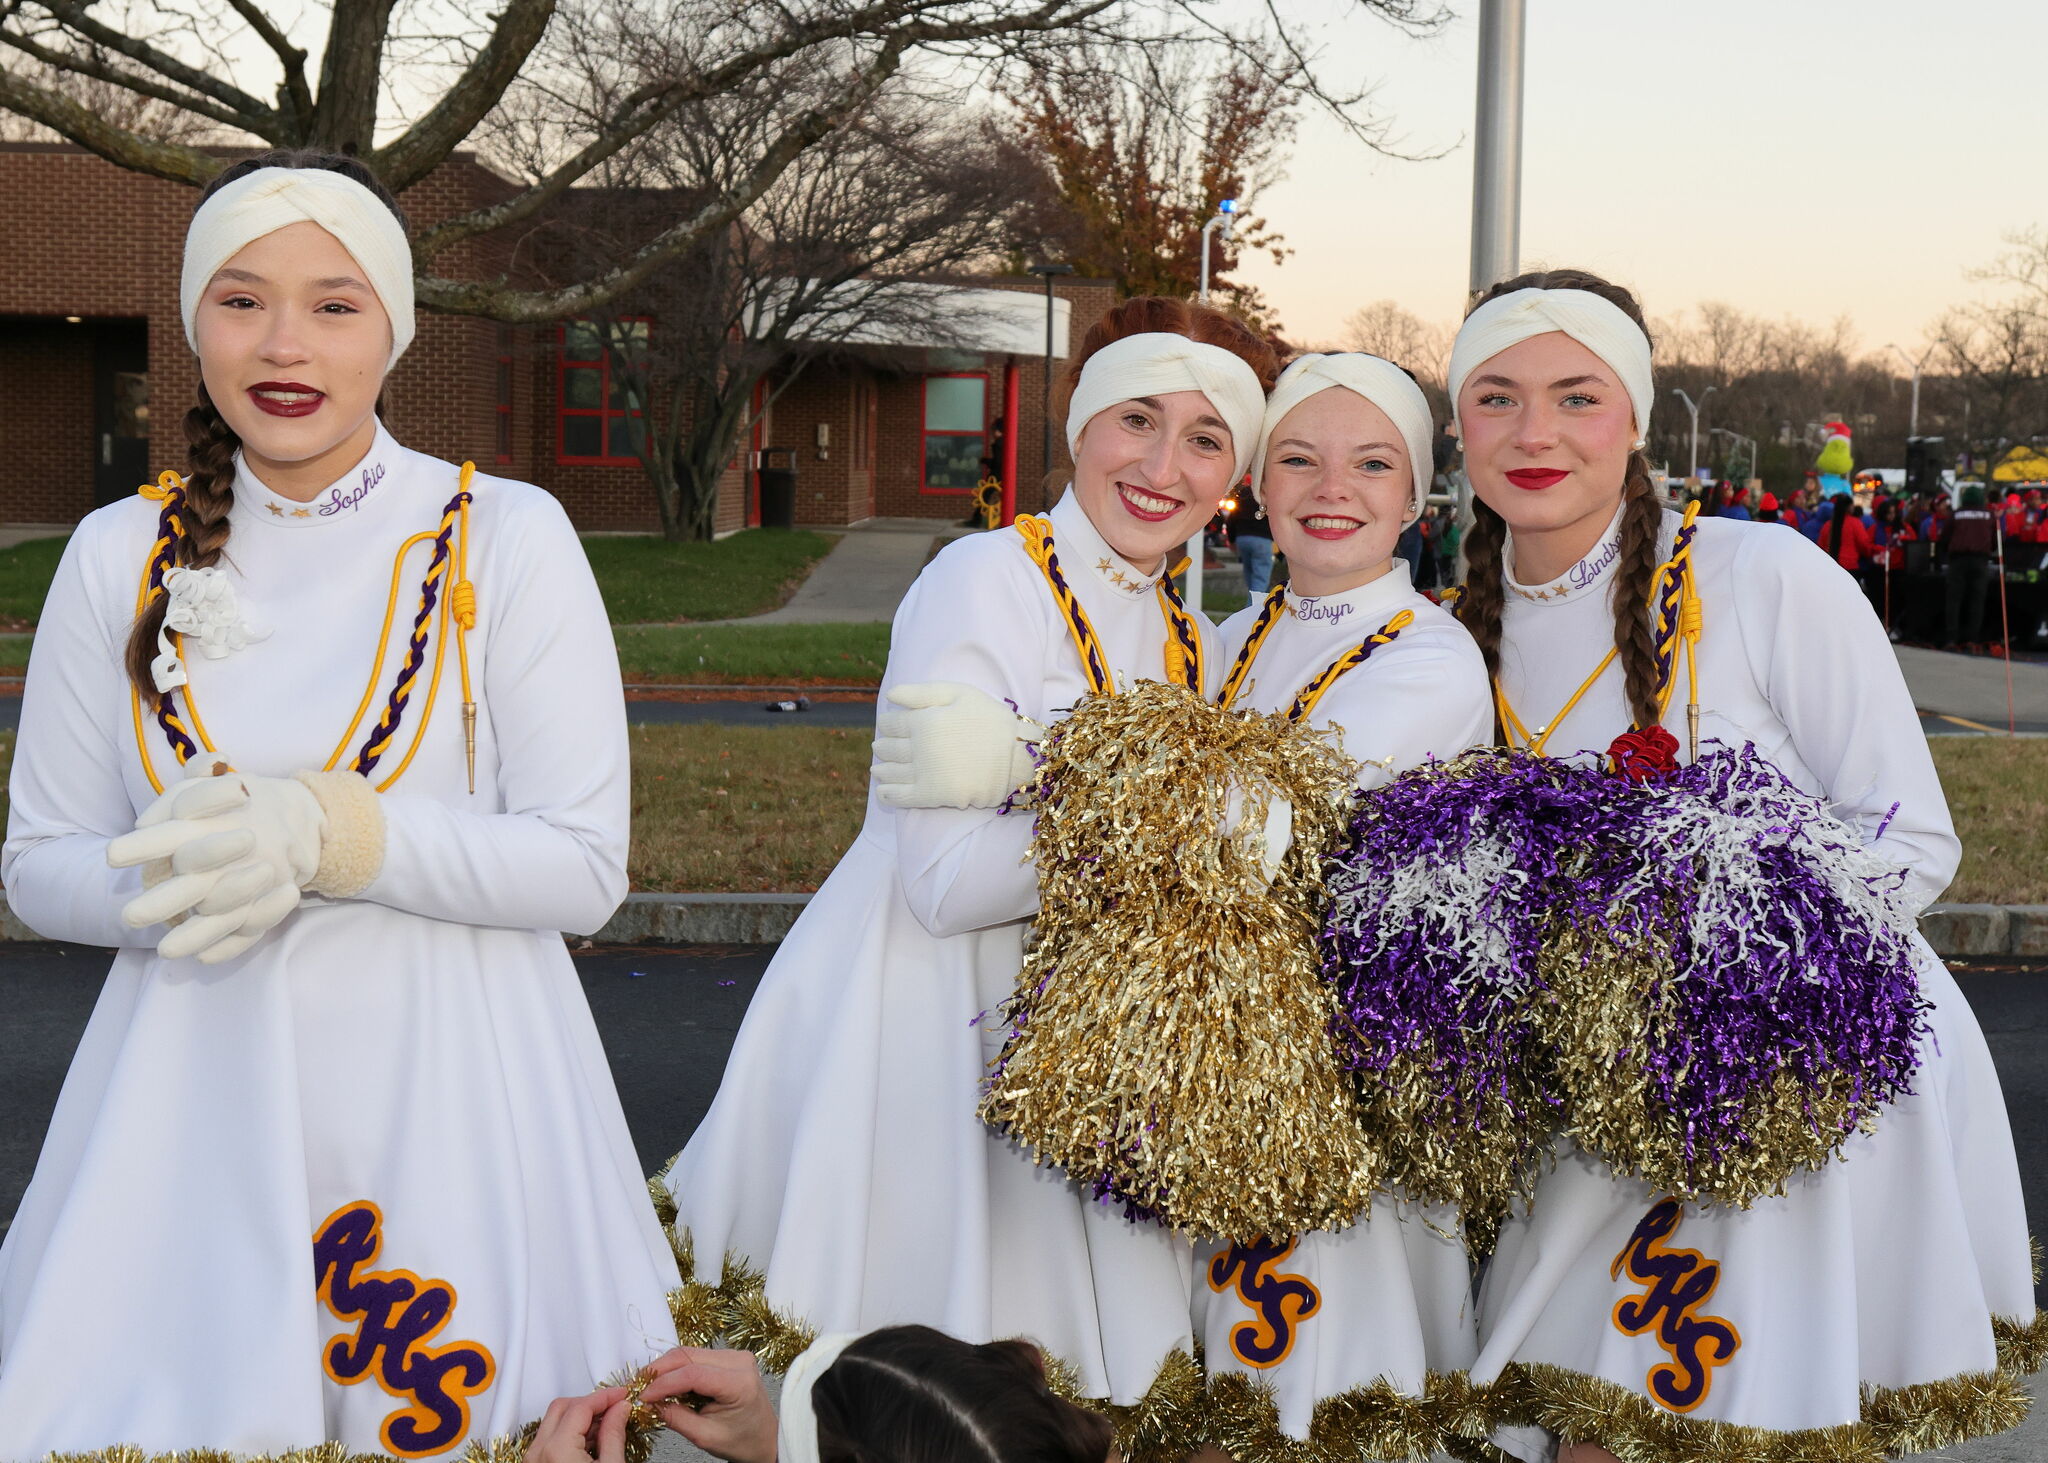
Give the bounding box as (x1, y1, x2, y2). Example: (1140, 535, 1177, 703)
(0, 143, 1116, 534)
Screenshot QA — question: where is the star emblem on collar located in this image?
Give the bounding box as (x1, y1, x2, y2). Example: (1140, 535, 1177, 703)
(1108, 569, 1132, 589)
(291, 507, 312, 518)
(1097, 558, 1112, 573)
(266, 501, 285, 516)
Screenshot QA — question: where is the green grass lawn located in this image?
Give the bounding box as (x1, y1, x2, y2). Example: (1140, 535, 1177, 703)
(614, 623, 889, 684)
(0, 728, 2037, 900)
(582, 530, 836, 623)
(0, 529, 837, 633)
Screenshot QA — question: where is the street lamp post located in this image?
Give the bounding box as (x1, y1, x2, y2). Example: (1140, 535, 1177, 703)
(1468, 0, 1527, 296)
(1887, 342, 1935, 438)
(1191, 199, 1238, 616)
(1028, 262, 1075, 514)
(1672, 386, 1716, 483)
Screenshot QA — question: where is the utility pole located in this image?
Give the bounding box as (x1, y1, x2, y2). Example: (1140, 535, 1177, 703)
(1028, 262, 1074, 514)
(1672, 387, 1716, 483)
(1191, 199, 1238, 616)
(1468, 0, 1527, 297)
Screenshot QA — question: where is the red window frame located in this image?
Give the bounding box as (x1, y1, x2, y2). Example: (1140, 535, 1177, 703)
(921, 372, 987, 496)
(556, 318, 649, 466)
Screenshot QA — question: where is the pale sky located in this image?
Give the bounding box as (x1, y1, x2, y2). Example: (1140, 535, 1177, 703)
(1237, 1, 2048, 355)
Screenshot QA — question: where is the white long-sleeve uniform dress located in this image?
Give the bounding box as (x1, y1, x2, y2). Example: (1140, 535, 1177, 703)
(1468, 510, 2040, 1458)
(663, 491, 1220, 1421)
(0, 427, 680, 1457)
(1199, 561, 1492, 1449)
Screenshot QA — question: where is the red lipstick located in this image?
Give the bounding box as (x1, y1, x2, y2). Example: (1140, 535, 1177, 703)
(248, 381, 325, 418)
(1505, 468, 1568, 490)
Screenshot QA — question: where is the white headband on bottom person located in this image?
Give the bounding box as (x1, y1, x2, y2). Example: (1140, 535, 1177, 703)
(1251, 353, 1435, 517)
(1447, 287, 1654, 448)
(778, 1331, 863, 1463)
(1065, 332, 1267, 484)
(181, 166, 415, 370)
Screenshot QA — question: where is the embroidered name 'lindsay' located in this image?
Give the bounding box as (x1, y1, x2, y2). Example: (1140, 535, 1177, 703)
(1568, 536, 1622, 589)
(1208, 1237, 1321, 1368)
(313, 1200, 497, 1456)
(322, 460, 387, 516)
(1609, 1198, 1741, 1413)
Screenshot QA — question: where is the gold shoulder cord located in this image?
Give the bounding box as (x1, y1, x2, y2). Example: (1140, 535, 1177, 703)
(1218, 581, 1416, 723)
(1495, 500, 1705, 758)
(1013, 516, 1204, 693)
(131, 464, 480, 795)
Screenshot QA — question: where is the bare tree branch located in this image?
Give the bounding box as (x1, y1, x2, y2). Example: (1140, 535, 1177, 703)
(417, 40, 906, 320)
(0, 58, 224, 179)
(222, 0, 312, 128)
(38, 0, 278, 127)
(0, 29, 252, 130)
(372, 0, 557, 190)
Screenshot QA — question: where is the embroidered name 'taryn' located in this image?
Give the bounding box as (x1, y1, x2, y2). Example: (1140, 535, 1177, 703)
(1291, 597, 1354, 627)
(321, 459, 388, 516)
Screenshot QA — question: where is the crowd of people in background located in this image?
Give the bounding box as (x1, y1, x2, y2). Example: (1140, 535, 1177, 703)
(1217, 474, 2047, 654)
(1699, 477, 2048, 651)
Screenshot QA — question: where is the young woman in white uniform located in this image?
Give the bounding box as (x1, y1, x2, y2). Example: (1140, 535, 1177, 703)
(1446, 270, 2040, 1461)
(660, 298, 1274, 1454)
(0, 152, 679, 1456)
(1194, 354, 1493, 1457)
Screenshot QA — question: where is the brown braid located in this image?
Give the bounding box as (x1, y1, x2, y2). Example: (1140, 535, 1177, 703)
(1611, 453, 1667, 729)
(124, 147, 407, 696)
(1455, 497, 1509, 690)
(1456, 266, 1667, 732)
(123, 387, 241, 693)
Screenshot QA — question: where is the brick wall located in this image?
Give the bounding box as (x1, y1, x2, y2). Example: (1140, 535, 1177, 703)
(0, 145, 1121, 533)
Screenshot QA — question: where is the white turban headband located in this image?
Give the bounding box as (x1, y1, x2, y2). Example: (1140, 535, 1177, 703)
(1065, 332, 1267, 484)
(778, 1331, 862, 1463)
(1447, 287, 1653, 449)
(1251, 352, 1435, 517)
(181, 166, 415, 370)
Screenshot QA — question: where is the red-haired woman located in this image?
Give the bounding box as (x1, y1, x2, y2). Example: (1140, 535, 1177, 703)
(1443, 271, 2038, 1460)
(660, 299, 1274, 1450)
(0, 153, 678, 1452)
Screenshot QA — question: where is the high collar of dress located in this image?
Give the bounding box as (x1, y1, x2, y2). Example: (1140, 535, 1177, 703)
(1284, 558, 1414, 631)
(1051, 490, 1170, 599)
(1504, 501, 1627, 605)
(233, 423, 404, 527)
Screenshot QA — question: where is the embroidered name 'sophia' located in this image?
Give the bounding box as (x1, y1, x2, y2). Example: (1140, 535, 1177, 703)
(322, 458, 389, 516)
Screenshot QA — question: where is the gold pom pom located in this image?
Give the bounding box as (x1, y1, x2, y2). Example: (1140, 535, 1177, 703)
(979, 680, 1378, 1243)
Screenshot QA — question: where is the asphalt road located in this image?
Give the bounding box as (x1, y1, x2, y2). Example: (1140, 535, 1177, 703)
(3, 945, 2045, 1459)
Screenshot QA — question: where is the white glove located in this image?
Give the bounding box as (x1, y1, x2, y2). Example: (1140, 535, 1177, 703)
(1222, 782, 1294, 887)
(108, 757, 324, 963)
(871, 682, 1041, 809)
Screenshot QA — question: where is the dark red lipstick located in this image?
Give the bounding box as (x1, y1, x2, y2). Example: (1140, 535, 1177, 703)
(1505, 468, 1568, 490)
(248, 381, 325, 418)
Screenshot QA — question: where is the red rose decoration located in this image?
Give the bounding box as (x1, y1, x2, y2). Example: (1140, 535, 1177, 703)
(1608, 726, 1680, 782)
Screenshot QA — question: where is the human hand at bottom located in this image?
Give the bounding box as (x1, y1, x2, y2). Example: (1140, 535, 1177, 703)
(640, 1347, 778, 1463)
(523, 1386, 633, 1463)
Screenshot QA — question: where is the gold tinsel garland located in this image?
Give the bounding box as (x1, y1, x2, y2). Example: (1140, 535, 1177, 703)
(977, 679, 1375, 1243)
(1536, 925, 1879, 1210)
(656, 1217, 1505, 1463)
(1490, 1308, 2048, 1463)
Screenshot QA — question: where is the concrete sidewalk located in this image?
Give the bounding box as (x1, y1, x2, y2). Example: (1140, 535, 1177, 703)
(1897, 645, 2048, 733)
(689, 518, 974, 627)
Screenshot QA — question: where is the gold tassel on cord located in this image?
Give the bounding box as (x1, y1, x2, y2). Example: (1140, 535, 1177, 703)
(979, 679, 1377, 1245)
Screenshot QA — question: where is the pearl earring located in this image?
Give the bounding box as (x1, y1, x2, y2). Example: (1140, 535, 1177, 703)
(1254, 504, 1266, 520)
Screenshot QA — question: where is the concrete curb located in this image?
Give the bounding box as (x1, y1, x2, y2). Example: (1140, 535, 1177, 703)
(593, 892, 813, 945)
(6, 894, 2043, 959)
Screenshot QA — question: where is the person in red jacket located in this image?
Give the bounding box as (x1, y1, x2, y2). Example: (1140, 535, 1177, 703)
(1821, 491, 1873, 571)
(1869, 497, 1917, 635)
